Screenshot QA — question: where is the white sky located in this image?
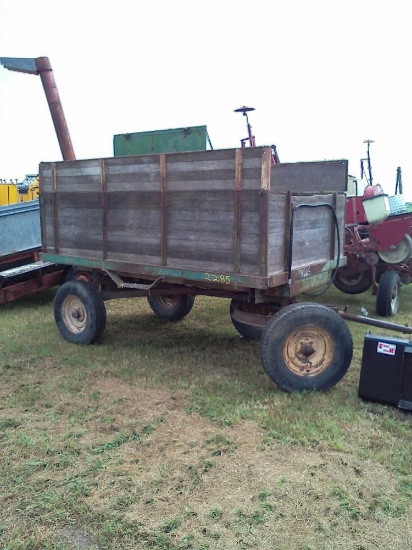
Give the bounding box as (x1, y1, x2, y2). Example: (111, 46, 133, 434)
(0, 0, 411, 199)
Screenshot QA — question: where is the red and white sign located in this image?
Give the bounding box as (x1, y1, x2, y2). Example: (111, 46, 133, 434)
(377, 341, 397, 356)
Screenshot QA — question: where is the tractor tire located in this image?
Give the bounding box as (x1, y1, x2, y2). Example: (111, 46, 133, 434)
(147, 294, 195, 321)
(260, 303, 353, 392)
(54, 281, 106, 344)
(376, 270, 401, 317)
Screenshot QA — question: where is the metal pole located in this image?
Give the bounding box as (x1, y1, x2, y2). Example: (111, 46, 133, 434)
(0, 56, 75, 161)
(35, 57, 75, 161)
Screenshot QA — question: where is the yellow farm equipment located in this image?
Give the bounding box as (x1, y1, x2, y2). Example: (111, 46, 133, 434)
(0, 175, 40, 206)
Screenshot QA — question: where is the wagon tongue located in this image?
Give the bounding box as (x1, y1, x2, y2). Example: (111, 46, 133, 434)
(336, 306, 412, 335)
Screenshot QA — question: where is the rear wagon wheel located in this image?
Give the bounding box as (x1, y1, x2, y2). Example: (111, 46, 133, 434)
(229, 300, 266, 341)
(147, 294, 195, 321)
(260, 303, 353, 392)
(54, 281, 106, 344)
(333, 269, 372, 294)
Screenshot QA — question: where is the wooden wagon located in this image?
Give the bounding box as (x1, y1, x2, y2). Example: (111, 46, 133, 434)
(40, 146, 354, 392)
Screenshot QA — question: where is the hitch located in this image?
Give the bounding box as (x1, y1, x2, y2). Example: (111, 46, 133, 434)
(334, 306, 412, 335)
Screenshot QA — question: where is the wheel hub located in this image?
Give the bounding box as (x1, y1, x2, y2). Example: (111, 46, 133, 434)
(158, 295, 180, 308)
(299, 340, 315, 357)
(284, 326, 334, 377)
(62, 295, 87, 333)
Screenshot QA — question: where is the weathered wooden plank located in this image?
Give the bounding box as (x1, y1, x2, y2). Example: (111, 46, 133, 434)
(105, 157, 161, 191)
(56, 232, 103, 251)
(106, 179, 161, 193)
(164, 148, 237, 164)
(168, 243, 234, 263)
(39, 165, 54, 192)
(57, 246, 103, 260)
(166, 255, 234, 274)
(167, 209, 234, 223)
(167, 191, 235, 211)
(166, 167, 260, 182)
(50, 160, 103, 192)
(106, 250, 162, 265)
(167, 218, 235, 234)
(107, 237, 162, 257)
(270, 160, 348, 193)
(106, 155, 161, 170)
(166, 159, 235, 174)
(107, 192, 161, 209)
(108, 209, 162, 230)
(167, 179, 235, 192)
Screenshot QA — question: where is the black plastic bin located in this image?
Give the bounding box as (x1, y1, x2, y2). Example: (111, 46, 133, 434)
(358, 333, 412, 410)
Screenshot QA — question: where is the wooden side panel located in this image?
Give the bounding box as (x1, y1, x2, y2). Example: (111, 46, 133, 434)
(268, 194, 287, 274)
(39, 163, 55, 253)
(268, 160, 348, 276)
(40, 148, 268, 277)
(268, 192, 346, 275)
(270, 160, 348, 193)
(289, 195, 337, 269)
(165, 148, 263, 273)
(105, 155, 163, 265)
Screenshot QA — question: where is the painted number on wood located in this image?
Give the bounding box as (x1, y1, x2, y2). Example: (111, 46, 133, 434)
(205, 273, 231, 285)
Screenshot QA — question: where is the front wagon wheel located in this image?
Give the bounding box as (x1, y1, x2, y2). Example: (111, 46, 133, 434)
(54, 281, 106, 344)
(260, 303, 353, 392)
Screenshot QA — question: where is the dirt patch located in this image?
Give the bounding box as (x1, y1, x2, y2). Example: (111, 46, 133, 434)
(2, 368, 411, 549)
(76, 375, 412, 549)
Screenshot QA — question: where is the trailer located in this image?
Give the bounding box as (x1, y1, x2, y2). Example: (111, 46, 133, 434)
(37, 145, 361, 392)
(0, 57, 75, 303)
(0, 200, 65, 304)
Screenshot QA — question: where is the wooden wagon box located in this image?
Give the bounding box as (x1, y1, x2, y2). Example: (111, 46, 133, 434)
(40, 146, 348, 295)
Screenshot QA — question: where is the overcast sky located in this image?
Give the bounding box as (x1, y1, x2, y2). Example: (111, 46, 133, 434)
(0, 0, 411, 199)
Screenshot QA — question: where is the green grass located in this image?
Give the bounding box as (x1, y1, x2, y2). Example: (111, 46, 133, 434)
(0, 284, 411, 549)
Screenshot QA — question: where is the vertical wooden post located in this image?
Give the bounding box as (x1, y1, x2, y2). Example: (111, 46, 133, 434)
(100, 159, 107, 260)
(234, 149, 243, 274)
(284, 190, 292, 284)
(258, 148, 271, 278)
(160, 154, 168, 267)
(52, 163, 59, 253)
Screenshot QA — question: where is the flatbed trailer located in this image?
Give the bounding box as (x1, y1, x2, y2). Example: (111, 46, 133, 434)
(39, 146, 411, 392)
(0, 200, 65, 304)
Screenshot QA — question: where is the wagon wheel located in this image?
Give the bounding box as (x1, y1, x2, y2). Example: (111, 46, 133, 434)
(229, 300, 265, 341)
(61, 267, 95, 285)
(260, 303, 353, 392)
(54, 281, 106, 344)
(376, 270, 401, 317)
(332, 268, 372, 295)
(147, 294, 195, 321)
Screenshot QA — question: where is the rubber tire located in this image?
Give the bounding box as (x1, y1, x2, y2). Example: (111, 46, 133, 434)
(260, 303, 353, 392)
(147, 294, 195, 321)
(376, 270, 401, 317)
(230, 300, 264, 341)
(54, 281, 106, 344)
(333, 269, 372, 295)
(61, 267, 96, 285)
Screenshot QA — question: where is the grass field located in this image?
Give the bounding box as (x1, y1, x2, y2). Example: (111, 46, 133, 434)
(0, 283, 411, 549)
